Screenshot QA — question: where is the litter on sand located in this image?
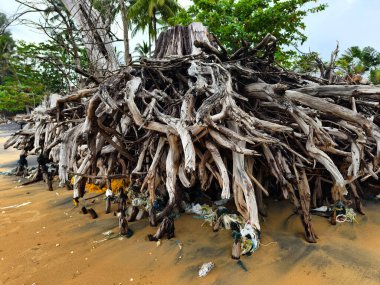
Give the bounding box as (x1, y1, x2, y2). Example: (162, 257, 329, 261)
(0, 201, 31, 210)
(311, 202, 358, 224)
(198, 262, 215, 277)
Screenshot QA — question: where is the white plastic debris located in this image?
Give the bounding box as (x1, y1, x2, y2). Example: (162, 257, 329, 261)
(185, 203, 203, 215)
(131, 198, 146, 207)
(198, 262, 215, 277)
(102, 230, 113, 236)
(0, 201, 31, 210)
(240, 223, 260, 255)
(105, 189, 113, 197)
(312, 206, 328, 212)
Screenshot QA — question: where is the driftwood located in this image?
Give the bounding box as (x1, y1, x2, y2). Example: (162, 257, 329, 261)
(148, 217, 175, 241)
(5, 23, 380, 253)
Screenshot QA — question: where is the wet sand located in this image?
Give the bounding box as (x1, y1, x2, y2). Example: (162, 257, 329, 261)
(1, 133, 380, 284)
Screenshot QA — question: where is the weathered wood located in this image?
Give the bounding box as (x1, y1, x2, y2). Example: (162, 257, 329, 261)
(294, 85, 380, 98)
(154, 22, 213, 58)
(10, 24, 380, 255)
(61, 0, 119, 73)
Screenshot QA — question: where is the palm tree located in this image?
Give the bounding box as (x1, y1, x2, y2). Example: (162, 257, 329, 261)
(129, 0, 182, 50)
(370, 68, 380, 84)
(134, 41, 150, 58)
(130, 6, 155, 53)
(337, 46, 380, 77)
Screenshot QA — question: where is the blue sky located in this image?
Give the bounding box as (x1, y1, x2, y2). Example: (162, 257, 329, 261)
(0, 0, 379, 60)
(300, 0, 380, 58)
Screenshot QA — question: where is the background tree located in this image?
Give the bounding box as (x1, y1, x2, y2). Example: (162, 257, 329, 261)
(0, 7, 90, 114)
(60, 0, 119, 74)
(336, 46, 380, 83)
(0, 40, 89, 113)
(134, 41, 150, 58)
(129, 0, 182, 52)
(92, 0, 132, 65)
(370, 68, 380, 84)
(292, 51, 320, 74)
(170, 0, 327, 61)
(0, 13, 15, 84)
(16, 0, 119, 77)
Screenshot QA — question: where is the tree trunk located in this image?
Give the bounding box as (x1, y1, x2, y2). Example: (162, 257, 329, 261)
(119, 0, 131, 65)
(61, 0, 119, 75)
(153, 11, 157, 44)
(154, 22, 214, 58)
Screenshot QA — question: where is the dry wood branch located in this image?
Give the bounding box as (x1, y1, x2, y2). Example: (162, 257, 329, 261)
(10, 23, 380, 253)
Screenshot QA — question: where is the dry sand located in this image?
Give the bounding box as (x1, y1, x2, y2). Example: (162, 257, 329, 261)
(1, 132, 380, 285)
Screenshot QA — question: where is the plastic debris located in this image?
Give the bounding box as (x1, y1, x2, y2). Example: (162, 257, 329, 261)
(185, 203, 203, 215)
(240, 223, 260, 255)
(185, 203, 217, 225)
(345, 208, 357, 223)
(102, 230, 114, 236)
(105, 188, 113, 197)
(72, 197, 79, 206)
(0, 201, 31, 210)
(198, 262, 215, 277)
(131, 198, 146, 207)
(213, 199, 229, 206)
(331, 201, 357, 223)
(312, 205, 328, 212)
(336, 207, 357, 223)
(221, 214, 244, 230)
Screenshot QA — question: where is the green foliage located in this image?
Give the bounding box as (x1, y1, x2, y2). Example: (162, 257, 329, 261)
(0, 13, 15, 82)
(0, 39, 89, 113)
(92, 0, 119, 25)
(134, 41, 151, 58)
(336, 46, 380, 84)
(129, 0, 182, 44)
(337, 46, 380, 75)
(370, 68, 380, 85)
(0, 42, 54, 112)
(12, 42, 64, 93)
(170, 0, 327, 57)
(292, 51, 321, 74)
(0, 80, 44, 113)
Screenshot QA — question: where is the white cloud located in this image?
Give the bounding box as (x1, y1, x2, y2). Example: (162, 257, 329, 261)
(300, 0, 380, 59)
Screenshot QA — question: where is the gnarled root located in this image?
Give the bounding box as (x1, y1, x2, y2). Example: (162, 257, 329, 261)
(148, 217, 175, 241)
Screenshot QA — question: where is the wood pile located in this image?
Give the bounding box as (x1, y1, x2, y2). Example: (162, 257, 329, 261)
(5, 23, 380, 246)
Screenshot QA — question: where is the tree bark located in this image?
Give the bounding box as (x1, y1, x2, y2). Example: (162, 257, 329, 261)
(61, 0, 119, 74)
(119, 0, 131, 65)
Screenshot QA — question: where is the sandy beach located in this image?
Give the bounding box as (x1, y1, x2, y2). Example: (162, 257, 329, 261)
(1, 129, 380, 285)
